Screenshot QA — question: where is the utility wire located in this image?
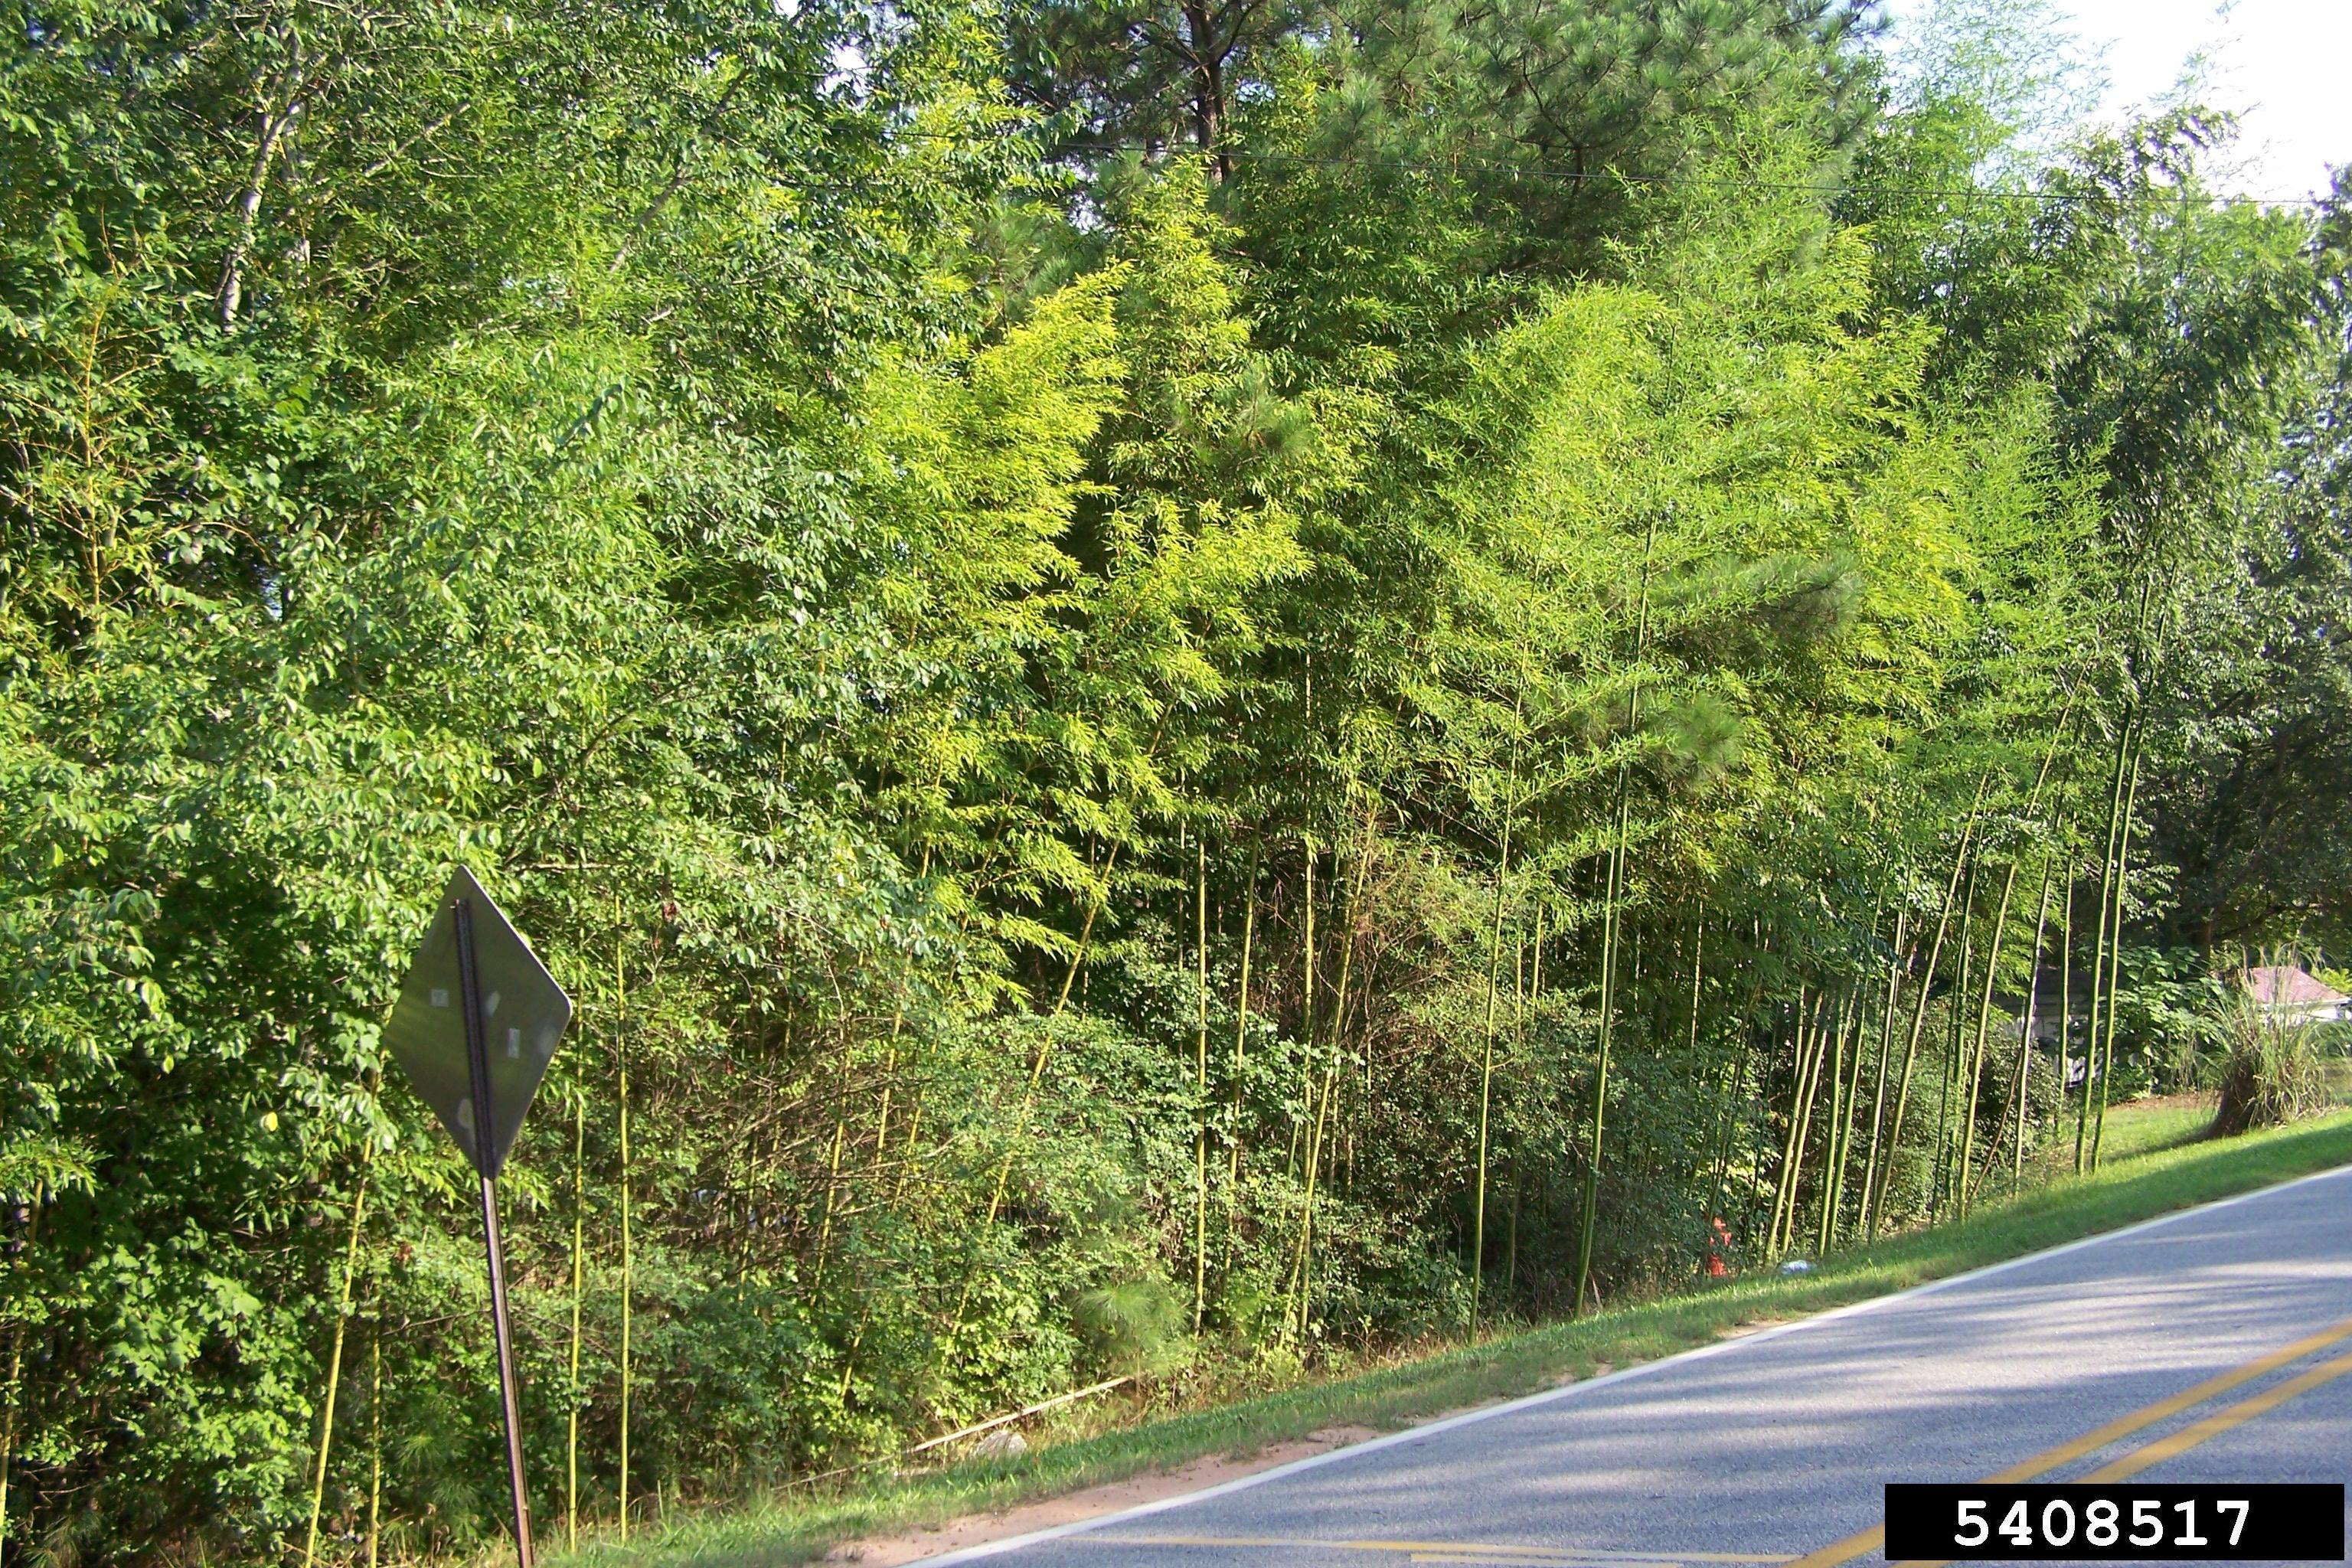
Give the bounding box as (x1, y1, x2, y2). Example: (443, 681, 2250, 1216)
(887, 123, 2341, 210)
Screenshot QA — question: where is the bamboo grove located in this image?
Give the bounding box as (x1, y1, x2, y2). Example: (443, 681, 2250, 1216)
(4, 0, 2350, 1558)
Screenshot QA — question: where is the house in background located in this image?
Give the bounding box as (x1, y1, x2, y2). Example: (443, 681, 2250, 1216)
(2002, 963, 2346, 1089)
(2239, 965, 2351, 1024)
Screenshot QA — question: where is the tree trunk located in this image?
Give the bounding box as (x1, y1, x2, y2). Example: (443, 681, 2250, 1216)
(217, 39, 309, 327)
(812, 1027, 857, 1290)
(0, 1328, 14, 1560)
(1179, 0, 1230, 177)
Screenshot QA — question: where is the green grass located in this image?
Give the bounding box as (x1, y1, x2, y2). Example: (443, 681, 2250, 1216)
(560, 1103, 2352, 1568)
(2021, 1093, 2218, 1174)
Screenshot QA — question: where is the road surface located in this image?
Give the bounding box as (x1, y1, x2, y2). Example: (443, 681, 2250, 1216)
(911, 1164, 2352, 1567)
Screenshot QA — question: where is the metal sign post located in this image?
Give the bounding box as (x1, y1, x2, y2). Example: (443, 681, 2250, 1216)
(456, 894, 536, 1568)
(384, 867, 570, 1568)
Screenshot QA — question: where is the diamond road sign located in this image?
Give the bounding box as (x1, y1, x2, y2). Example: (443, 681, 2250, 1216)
(384, 865, 571, 1178)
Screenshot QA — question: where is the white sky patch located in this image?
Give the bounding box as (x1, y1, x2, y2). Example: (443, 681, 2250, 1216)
(1877, 0, 2349, 201)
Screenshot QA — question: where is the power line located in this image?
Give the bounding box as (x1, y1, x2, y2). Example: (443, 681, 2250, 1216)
(895, 125, 2339, 210)
(1207, 145, 2338, 211)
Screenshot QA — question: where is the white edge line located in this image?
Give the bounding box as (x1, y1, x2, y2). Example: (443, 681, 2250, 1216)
(901, 1157, 2352, 1566)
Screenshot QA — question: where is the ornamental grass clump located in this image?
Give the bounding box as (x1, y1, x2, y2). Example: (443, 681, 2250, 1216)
(2210, 988, 2329, 1138)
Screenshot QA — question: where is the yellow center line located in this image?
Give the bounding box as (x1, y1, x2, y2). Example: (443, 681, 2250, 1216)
(1406, 1557, 1677, 1566)
(2084, 1345, 2352, 1482)
(1109, 1535, 1791, 1564)
(1782, 1314, 2352, 1568)
(1402, 1557, 1684, 1567)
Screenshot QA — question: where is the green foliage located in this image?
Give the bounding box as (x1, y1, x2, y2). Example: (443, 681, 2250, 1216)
(2, 0, 2347, 1559)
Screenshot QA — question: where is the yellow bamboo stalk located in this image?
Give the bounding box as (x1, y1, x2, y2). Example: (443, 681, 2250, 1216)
(367, 1328, 382, 1568)
(2079, 717, 2132, 1173)
(302, 1143, 374, 1568)
(978, 844, 1121, 1233)
(617, 923, 633, 1543)
(1867, 773, 1989, 1239)
(1768, 989, 1820, 1257)
(1292, 813, 1374, 1338)
(567, 1091, 586, 1549)
(1955, 859, 2021, 1219)
(0, 1338, 13, 1560)
(1284, 835, 1325, 1338)
(1468, 808, 1512, 1335)
(2090, 731, 2143, 1170)
(812, 1028, 858, 1290)
(1575, 515, 1656, 1315)
(1193, 834, 1209, 1333)
(956, 844, 1125, 1335)
(1225, 856, 1257, 1272)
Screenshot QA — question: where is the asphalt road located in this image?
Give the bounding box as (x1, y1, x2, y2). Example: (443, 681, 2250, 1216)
(913, 1164, 2352, 1568)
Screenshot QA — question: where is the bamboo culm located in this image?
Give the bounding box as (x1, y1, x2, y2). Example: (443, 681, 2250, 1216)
(367, 1326, 382, 1568)
(2077, 715, 2132, 1174)
(1193, 834, 1210, 1333)
(1225, 858, 1257, 1272)
(617, 930, 633, 1543)
(2090, 725, 2144, 1170)
(1856, 908, 1910, 1240)
(2003, 854, 2060, 1195)
(1867, 774, 1988, 1239)
(1815, 988, 1859, 1256)
(567, 1092, 586, 1550)
(1302, 810, 1375, 1325)
(1283, 838, 1319, 1338)
(1468, 807, 1511, 1334)
(301, 1138, 374, 1568)
(1955, 857, 2022, 1220)
(1575, 514, 1657, 1315)
(1931, 859, 1981, 1220)
(967, 840, 1125, 1288)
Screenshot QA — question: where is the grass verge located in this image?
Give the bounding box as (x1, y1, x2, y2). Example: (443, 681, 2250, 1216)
(564, 1105, 2352, 1568)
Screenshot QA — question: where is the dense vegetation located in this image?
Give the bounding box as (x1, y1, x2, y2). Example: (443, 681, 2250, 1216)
(3, 0, 2347, 1559)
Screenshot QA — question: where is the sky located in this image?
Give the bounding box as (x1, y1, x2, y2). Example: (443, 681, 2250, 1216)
(1879, 0, 2349, 201)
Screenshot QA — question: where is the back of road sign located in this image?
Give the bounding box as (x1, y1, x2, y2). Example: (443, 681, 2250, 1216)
(384, 865, 571, 1178)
